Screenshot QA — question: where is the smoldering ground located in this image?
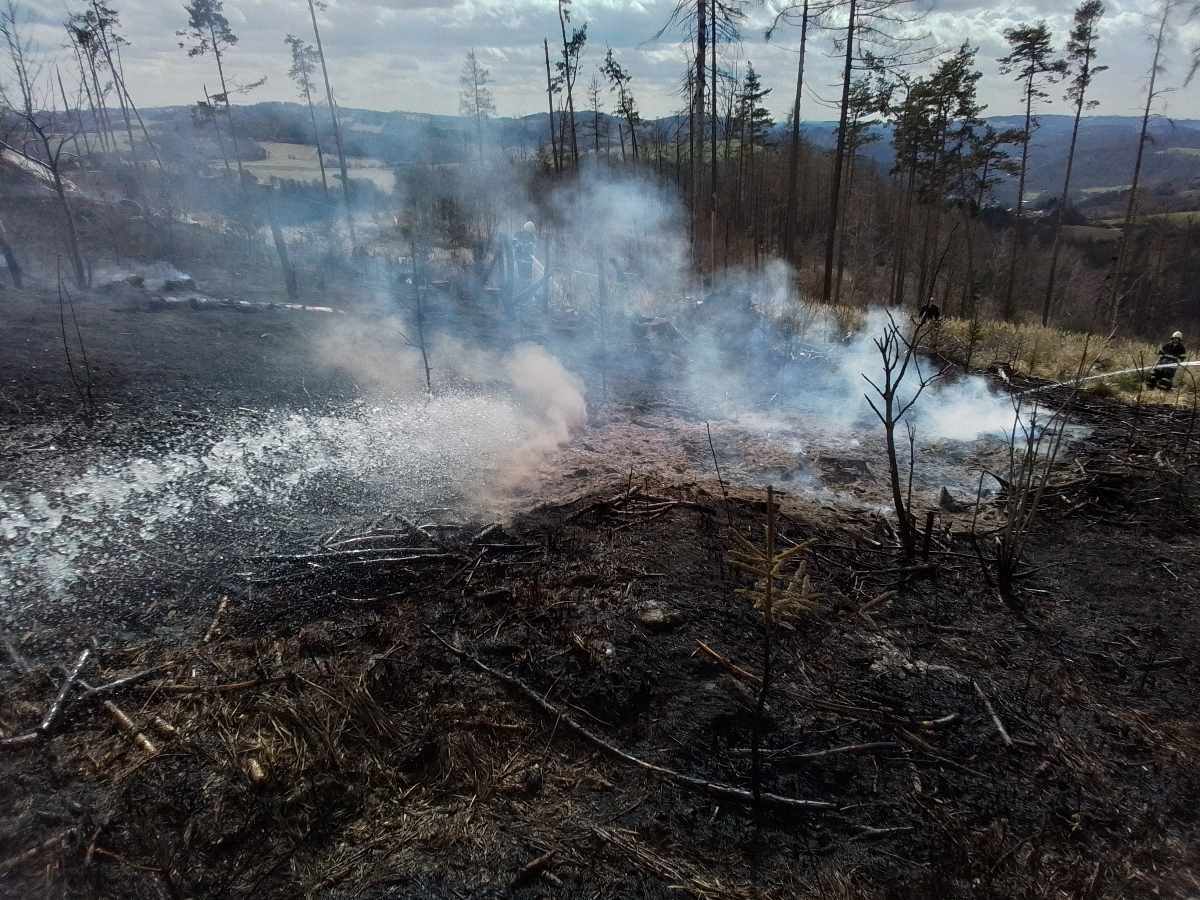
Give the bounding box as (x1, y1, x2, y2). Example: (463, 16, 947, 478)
(0, 165, 1065, 621)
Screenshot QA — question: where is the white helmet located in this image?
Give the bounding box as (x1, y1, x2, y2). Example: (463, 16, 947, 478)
(522, 221, 536, 235)
(1173, 331, 1184, 340)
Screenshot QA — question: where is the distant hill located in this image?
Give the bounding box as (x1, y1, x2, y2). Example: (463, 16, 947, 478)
(140, 103, 1200, 208)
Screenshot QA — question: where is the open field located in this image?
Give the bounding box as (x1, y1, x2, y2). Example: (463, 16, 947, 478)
(243, 141, 396, 192)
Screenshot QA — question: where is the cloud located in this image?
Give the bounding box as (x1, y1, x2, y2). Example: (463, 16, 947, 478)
(14, 0, 1200, 121)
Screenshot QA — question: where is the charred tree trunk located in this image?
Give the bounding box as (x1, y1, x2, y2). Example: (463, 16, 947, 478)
(210, 33, 244, 188)
(410, 235, 432, 396)
(695, 0, 706, 270)
(710, 8, 717, 273)
(268, 201, 299, 300)
(1003, 72, 1036, 321)
(783, 0, 809, 265)
(308, 0, 355, 247)
(1109, 2, 1169, 332)
(823, 0, 856, 303)
(56, 69, 86, 161)
(48, 151, 87, 287)
(203, 84, 233, 174)
(92, 4, 138, 168)
(558, 5, 579, 167)
(1042, 77, 1089, 325)
(544, 39, 560, 173)
(304, 83, 329, 195)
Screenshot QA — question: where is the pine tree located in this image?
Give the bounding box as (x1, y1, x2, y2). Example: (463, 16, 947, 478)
(178, 0, 245, 183)
(285, 34, 329, 195)
(459, 49, 496, 163)
(997, 22, 1066, 320)
(1042, 0, 1106, 326)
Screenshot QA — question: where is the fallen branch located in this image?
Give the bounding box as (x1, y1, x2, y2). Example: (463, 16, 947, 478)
(694, 639, 760, 684)
(732, 741, 900, 762)
(81, 666, 169, 700)
(103, 701, 157, 754)
(428, 627, 833, 813)
(0, 731, 38, 751)
(42, 648, 91, 733)
(972, 680, 1013, 748)
(511, 849, 557, 889)
(203, 596, 229, 643)
(143, 676, 287, 694)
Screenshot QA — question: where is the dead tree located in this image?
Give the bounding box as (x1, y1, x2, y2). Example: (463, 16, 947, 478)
(285, 34, 328, 195)
(178, 0, 246, 186)
(267, 193, 298, 300)
(306, 0, 355, 246)
(543, 38, 561, 172)
(1, 2, 88, 287)
(1108, 0, 1177, 331)
(863, 313, 943, 561)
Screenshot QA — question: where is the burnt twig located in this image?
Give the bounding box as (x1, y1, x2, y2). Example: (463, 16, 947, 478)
(427, 627, 833, 813)
(972, 680, 1013, 748)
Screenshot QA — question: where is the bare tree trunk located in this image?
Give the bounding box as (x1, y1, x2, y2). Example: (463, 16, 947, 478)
(268, 200, 299, 300)
(823, 0, 855, 303)
(308, 0, 355, 247)
(204, 83, 232, 173)
(1041, 105, 1083, 326)
(46, 146, 87, 287)
(1003, 71, 1036, 321)
(210, 35, 244, 187)
(558, 3, 579, 167)
(304, 83, 329, 195)
(409, 234, 432, 396)
(110, 63, 162, 170)
(688, 76, 696, 257)
(891, 160, 916, 306)
(835, 149, 856, 304)
(474, 64, 485, 163)
(544, 39, 560, 172)
(710, 8, 717, 273)
(695, 0, 706, 270)
(69, 46, 98, 156)
(93, 3, 138, 168)
(783, 0, 809, 264)
(57, 68, 85, 162)
(0, 217, 22, 288)
(85, 52, 115, 153)
(1109, 1, 1171, 332)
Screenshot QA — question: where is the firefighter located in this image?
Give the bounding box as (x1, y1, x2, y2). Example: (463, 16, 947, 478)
(514, 221, 536, 284)
(1148, 331, 1187, 390)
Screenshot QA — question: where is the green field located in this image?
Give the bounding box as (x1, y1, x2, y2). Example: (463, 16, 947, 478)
(243, 141, 395, 193)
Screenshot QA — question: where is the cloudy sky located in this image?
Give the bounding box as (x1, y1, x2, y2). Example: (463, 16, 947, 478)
(15, 0, 1200, 122)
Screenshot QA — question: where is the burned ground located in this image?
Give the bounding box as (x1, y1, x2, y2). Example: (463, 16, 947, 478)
(2, 274, 1199, 899)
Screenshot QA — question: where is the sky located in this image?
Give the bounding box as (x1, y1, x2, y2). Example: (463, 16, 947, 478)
(13, 0, 1200, 123)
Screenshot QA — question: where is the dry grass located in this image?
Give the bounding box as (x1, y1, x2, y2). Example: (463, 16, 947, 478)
(935, 317, 1200, 408)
